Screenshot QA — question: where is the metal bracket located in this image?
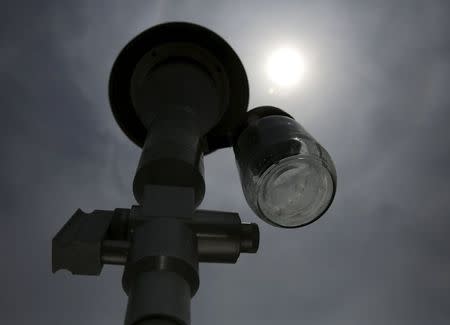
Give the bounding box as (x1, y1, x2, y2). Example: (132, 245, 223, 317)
(53, 206, 259, 275)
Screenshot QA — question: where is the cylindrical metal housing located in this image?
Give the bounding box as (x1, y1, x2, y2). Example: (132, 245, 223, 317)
(122, 219, 199, 325)
(125, 271, 190, 325)
(133, 125, 205, 206)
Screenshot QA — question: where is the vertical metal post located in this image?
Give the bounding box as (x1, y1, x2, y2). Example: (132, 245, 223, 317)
(122, 186, 200, 325)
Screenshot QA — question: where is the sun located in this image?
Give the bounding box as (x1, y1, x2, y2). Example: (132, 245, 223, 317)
(266, 47, 307, 89)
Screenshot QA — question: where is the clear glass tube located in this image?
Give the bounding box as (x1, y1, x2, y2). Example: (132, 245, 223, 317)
(233, 115, 336, 228)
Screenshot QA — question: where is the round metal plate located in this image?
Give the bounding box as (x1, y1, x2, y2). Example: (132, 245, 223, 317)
(108, 22, 249, 154)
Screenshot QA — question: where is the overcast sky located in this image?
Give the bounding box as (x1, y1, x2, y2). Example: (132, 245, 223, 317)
(1, 0, 450, 324)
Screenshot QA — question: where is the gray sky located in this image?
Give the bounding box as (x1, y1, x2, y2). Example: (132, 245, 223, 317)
(1, 0, 450, 324)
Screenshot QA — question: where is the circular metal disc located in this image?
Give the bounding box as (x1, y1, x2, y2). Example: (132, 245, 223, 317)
(109, 22, 249, 154)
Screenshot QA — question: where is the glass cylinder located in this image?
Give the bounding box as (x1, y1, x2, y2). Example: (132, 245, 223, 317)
(233, 114, 336, 228)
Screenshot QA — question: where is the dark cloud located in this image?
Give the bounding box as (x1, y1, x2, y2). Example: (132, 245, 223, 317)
(1, 1, 450, 324)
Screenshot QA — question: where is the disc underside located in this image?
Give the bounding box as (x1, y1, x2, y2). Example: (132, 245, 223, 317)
(109, 22, 249, 154)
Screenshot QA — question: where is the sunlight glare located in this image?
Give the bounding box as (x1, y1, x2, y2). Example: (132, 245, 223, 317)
(266, 47, 306, 89)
